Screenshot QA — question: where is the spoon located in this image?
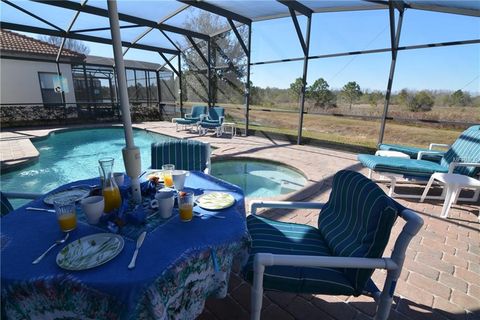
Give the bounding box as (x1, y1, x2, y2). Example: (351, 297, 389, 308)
(32, 232, 70, 264)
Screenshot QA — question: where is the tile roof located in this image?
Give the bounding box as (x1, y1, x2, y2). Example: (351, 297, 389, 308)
(0, 29, 85, 60)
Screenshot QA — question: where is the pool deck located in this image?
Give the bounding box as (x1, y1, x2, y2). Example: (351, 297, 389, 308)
(1, 122, 479, 320)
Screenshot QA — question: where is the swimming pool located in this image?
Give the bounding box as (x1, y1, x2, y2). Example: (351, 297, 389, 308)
(211, 159, 307, 198)
(1, 127, 172, 203)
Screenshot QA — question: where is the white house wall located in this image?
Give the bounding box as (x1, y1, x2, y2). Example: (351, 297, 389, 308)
(0, 58, 76, 105)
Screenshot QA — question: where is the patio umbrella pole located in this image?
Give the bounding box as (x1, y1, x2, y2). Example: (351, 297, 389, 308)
(107, 0, 142, 204)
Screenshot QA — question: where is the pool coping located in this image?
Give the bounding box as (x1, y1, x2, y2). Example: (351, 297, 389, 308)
(0, 122, 357, 204)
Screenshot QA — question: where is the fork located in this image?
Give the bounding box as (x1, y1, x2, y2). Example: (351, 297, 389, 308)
(193, 212, 225, 219)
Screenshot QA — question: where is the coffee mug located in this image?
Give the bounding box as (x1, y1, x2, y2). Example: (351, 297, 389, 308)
(150, 188, 175, 219)
(80, 196, 104, 225)
(172, 170, 189, 190)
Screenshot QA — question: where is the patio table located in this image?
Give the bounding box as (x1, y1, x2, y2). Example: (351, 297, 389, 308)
(1, 172, 248, 319)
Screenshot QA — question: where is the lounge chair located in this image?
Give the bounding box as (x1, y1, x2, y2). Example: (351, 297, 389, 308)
(174, 105, 207, 132)
(244, 170, 423, 320)
(358, 125, 480, 200)
(151, 139, 211, 174)
(198, 106, 225, 137)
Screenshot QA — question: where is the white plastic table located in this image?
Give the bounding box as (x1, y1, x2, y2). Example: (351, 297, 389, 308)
(421, 172, 480, 219)
(222, 122, 236, 137)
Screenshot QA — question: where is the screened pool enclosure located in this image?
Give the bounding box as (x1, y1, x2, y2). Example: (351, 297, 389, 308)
(1, 0, 478, 145)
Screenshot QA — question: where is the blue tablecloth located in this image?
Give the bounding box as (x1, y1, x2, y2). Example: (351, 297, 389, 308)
(1, 172, 248, 319)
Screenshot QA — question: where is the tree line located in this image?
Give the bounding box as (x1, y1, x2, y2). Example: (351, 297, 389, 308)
(250, 77, 479, 111)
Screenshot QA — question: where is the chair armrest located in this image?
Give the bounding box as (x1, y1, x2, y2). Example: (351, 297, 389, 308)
(219, 116, 225, 124)
(448, 162, 480, 173)
(184, 113, 193, 119)
(254, 253, 398, 271)
(417, 150, 444, 160)
(2, 192, 42, 199)
(429, 143, 450, 150)
(250, 200, 325, 215)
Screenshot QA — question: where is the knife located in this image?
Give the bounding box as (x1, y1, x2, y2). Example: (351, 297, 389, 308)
(128, 231, 146, 269)
(26, 207, 55, 213)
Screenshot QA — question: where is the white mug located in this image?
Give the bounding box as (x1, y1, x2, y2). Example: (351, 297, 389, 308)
(150, 188, 174, 219)
(172, 170, 189, 190)
(80, 196, 104, 225)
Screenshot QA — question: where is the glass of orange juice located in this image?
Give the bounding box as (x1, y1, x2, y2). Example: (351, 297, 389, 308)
(178, 192, 194, 222)
(162, 164, 175, 188)
(54, 199, 77, 232)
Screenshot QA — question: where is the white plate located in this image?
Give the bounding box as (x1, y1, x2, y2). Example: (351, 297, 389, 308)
(195, 192, 235, 210)
(146, 170, 164, 182)
(56, 233, 124, 271)
(43, 187, 91, 205)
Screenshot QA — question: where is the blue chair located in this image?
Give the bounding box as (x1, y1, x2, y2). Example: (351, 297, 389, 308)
(245, 170, 423, 320)
(1, 191, 42, 216)
(151, 139, 211, 173)
(198, 107, 225, 137)
(358, 125, 480, 200)
(174, 106, 207, 132)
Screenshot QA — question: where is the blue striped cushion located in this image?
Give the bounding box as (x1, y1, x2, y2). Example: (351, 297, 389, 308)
(151, 140, 209, 172)
(318, 170, 400, 295)
(1, 192, 14, 216)
(358, 154, 448, 178)
(245, 215, 356, 295)
(440, 126, 480, 177)
(176, 106, 207, 125)
(378, 144, 444, 162)
(176, 118, 200, 125)
(206, 107, 225, 122)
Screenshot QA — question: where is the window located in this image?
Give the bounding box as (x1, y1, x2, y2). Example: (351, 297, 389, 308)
(38, 72, 62, 105)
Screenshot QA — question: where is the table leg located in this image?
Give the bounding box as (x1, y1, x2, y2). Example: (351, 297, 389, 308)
(388, 176, 397, 197)
(420, 175, 436, 203)
(440, 185, 457, 219)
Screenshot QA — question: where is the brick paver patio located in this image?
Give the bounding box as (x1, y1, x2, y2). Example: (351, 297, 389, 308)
(1, 122, 478, 319)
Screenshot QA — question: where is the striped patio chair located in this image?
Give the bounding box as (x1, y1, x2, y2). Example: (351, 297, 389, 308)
(151, 139, 211, 174)
(244, 170, 423, 320)
(174, 105, 207, 132)
(377, 125, 479, 163)
(198, 107, 225, 137)
(358, 125, 480, 200)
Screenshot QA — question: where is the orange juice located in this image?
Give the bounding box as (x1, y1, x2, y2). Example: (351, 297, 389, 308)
(179, 204, 193, 221)
(58, 212, 77, 232)
(163, 174, 174, 187)
(103, 186, 121, 213)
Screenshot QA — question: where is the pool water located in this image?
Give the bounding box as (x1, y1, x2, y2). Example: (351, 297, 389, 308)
(1, 128, 172, 205)
(211, 159, 307, 198)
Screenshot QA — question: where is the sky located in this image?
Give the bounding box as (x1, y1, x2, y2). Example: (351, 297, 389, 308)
(2, 1, 479, 93)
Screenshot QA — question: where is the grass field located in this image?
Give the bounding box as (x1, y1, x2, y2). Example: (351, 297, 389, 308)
(183, 102, 475, 150)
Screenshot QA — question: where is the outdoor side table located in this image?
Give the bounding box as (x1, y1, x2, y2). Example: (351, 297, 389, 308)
(420, 172, 480, 219)
(222, 122, 236, 137)
(369, 150, 410, 196)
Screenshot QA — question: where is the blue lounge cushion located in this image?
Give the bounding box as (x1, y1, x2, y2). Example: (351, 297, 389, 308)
(318, 170, 400, 294)
(151, 140, 209, 172)
(358, 154, 448, 178)
(244, 215, 356, 295)
(378, 144, 444, 162)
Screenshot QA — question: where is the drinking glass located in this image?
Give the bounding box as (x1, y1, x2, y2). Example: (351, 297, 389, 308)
(178, 192, 194, 222)
(54, 199, 77, 232)
(162, 164, 175, 188)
